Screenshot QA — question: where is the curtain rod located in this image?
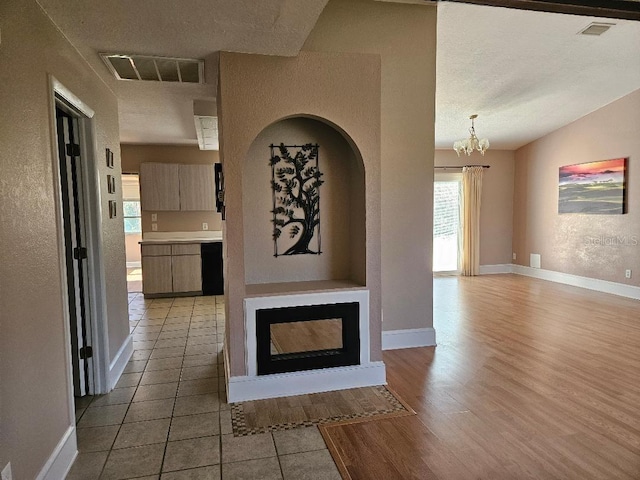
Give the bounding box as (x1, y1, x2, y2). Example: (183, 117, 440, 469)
(434, 165, 490, 170)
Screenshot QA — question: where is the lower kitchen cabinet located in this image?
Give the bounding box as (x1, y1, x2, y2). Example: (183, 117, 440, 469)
(171, 254, 202, 293)
(141, 256, 173, 295)
(141, 241, 221, 297)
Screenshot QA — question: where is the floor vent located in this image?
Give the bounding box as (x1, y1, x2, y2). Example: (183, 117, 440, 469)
(100, 54, 204, 83)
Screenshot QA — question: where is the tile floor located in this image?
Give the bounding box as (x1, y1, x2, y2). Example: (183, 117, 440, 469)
(68, 293, 341, 480)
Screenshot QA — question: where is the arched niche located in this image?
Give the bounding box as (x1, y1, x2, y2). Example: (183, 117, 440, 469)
(243, 116, 366, 287)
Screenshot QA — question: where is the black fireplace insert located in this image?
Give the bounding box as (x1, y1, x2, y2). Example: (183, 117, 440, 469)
(256, 302, 360, 375)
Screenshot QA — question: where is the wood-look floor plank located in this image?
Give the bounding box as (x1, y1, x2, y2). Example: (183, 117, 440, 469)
(322, 275, 640, 479)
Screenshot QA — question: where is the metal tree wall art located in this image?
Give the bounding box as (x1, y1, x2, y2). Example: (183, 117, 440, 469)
(270, 143, 323, 256)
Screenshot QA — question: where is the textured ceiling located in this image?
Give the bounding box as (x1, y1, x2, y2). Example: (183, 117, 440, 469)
(436, 2, 640, 149)
(38, 0, 640, 149)
(38, 0, 329, 145)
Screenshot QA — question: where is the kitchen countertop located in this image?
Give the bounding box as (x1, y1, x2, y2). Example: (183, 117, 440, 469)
(139, 231, 222, 245)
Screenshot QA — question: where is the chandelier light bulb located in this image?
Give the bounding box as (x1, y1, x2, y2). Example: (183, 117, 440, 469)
(453, 114, 490, 156)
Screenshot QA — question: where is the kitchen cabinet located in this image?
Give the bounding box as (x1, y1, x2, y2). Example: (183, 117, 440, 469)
(139, 163, 180, 211)
(141, 256, 173, 294)
(139, 162, 215, 211)
(179, 164, 216, 211)
(141, 242, 202, 296)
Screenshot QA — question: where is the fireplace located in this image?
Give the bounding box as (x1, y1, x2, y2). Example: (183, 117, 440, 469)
(256, 302, 360, 375)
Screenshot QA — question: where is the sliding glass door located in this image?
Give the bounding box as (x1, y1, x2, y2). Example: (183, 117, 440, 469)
(433, 172, 462, 274)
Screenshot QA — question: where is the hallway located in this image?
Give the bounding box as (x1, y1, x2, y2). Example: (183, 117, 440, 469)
(67, 293, 340, 479)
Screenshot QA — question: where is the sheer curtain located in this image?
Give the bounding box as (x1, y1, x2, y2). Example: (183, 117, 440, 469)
(461, 166, 483, 276)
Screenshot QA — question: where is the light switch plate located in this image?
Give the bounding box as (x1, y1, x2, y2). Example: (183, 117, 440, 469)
(202, 222, 209, 231)
(151, 213, 157, 221)
(151, 223, 158, 231)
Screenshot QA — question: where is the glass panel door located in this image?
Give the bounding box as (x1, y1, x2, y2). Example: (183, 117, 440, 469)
(433, 175, 462, 273)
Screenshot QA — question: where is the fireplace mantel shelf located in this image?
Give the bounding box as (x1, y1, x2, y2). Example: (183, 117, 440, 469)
(245, 280, 366, 298)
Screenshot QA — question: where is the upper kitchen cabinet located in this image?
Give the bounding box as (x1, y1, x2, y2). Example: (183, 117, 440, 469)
(140, 163, 180, 211)
(179, 164, 215, 211)
(139, 162, 215, 211)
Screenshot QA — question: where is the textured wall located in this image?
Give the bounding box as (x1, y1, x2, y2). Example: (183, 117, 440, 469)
(218, 50, 381, 376)
(243, 117, 365, 285)
(513, 88, 640, 286)
(0, 1, 127, 477)
(435, 150, 515, 266)
(121, 144, 222, 233)
(303, 0, 437, 332)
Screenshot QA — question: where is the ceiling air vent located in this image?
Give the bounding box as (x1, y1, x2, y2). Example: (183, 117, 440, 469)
(100, 54, 204, 83)
(578, 22, 615, 36)
(195, 116, 219, 151)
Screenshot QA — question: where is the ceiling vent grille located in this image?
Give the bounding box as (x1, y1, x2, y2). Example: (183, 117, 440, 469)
(100, 54, 204, 83)
(578, 22, 615, 36)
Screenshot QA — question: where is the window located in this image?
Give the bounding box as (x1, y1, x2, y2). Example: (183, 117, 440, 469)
(123, 200, 141, 234)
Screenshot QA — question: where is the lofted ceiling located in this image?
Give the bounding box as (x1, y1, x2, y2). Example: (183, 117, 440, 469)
(437, 2, 640, 149)
(38, 0, 640, 150)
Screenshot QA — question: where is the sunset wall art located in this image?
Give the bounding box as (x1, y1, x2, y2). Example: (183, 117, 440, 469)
(558, 158, 627, 214)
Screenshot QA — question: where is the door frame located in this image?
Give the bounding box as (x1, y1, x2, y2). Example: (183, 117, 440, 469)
(48, 76, 110, 406)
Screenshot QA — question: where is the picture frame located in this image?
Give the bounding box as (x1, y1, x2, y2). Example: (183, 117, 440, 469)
(558, 158, 627, 214)
(106, 148, 114, 169)
(107, 174, 116, 194)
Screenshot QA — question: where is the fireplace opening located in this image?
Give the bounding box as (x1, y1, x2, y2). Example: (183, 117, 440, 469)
(256, 302, 360, 375)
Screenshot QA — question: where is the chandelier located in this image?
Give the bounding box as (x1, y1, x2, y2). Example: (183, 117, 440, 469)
(453, 114, 489, 156)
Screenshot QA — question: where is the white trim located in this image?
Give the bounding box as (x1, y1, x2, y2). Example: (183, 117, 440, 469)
(382, 328, 436, 350)
(108, 335, 133, 389)
(244, 290, 371, 377)
(36, 426, 77, 480)
(126, 261, 142, 268)
(478, 264, 514, 275)
(51, 76, 112, 399)
(512, 264, 640, 300)
(227, 362, 386, 402)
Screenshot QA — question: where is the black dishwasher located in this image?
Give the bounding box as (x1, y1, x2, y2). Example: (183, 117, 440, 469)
(201, 242, 224, 295)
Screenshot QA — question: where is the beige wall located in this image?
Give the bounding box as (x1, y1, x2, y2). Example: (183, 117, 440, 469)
(304, 0, 437, 332)
(0, 0, 128, 477)
(218, 50, 382, 376)
(121, 144, 222, 233)
(435, 150, 515, 266)
(513, 88, 640, 286)
(125, 234, 142, 264)
(243, 117, 365, 285)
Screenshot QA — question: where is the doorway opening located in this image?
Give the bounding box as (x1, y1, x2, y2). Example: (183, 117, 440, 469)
(433, 172, 462, 274)
(55, 104, 94, 398)
(122, 174, 142, 293)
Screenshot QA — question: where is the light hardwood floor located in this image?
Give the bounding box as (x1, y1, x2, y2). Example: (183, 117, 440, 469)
(321, 274, 640, 479)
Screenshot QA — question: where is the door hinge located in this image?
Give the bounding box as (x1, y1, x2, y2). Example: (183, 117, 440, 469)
(66, 143, 81, 157)
(79, 346, 93, 359)
(73, 247, 87, 260)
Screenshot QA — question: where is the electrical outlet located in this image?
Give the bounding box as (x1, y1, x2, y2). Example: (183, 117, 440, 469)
(625, 269, 632, 279)
(512, 252, 517, 261)
(2, 462, 13, 480)
(151, 223, 158, 232)
(202, 223, 209, 231)
(151, 213, 157, 222)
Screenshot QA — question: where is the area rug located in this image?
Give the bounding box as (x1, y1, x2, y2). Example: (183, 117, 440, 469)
(231, 385, 415, 436)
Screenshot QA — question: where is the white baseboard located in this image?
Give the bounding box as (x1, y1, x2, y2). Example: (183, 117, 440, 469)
(512, 264, 640, 300)
(108, 335, 133, 390)
(36, 425, 77, 480)
(126, 261, 141, 268)
(227, 362, 386, 403)
(479, 264, 514, 275)
(382, 327, 436, 350)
